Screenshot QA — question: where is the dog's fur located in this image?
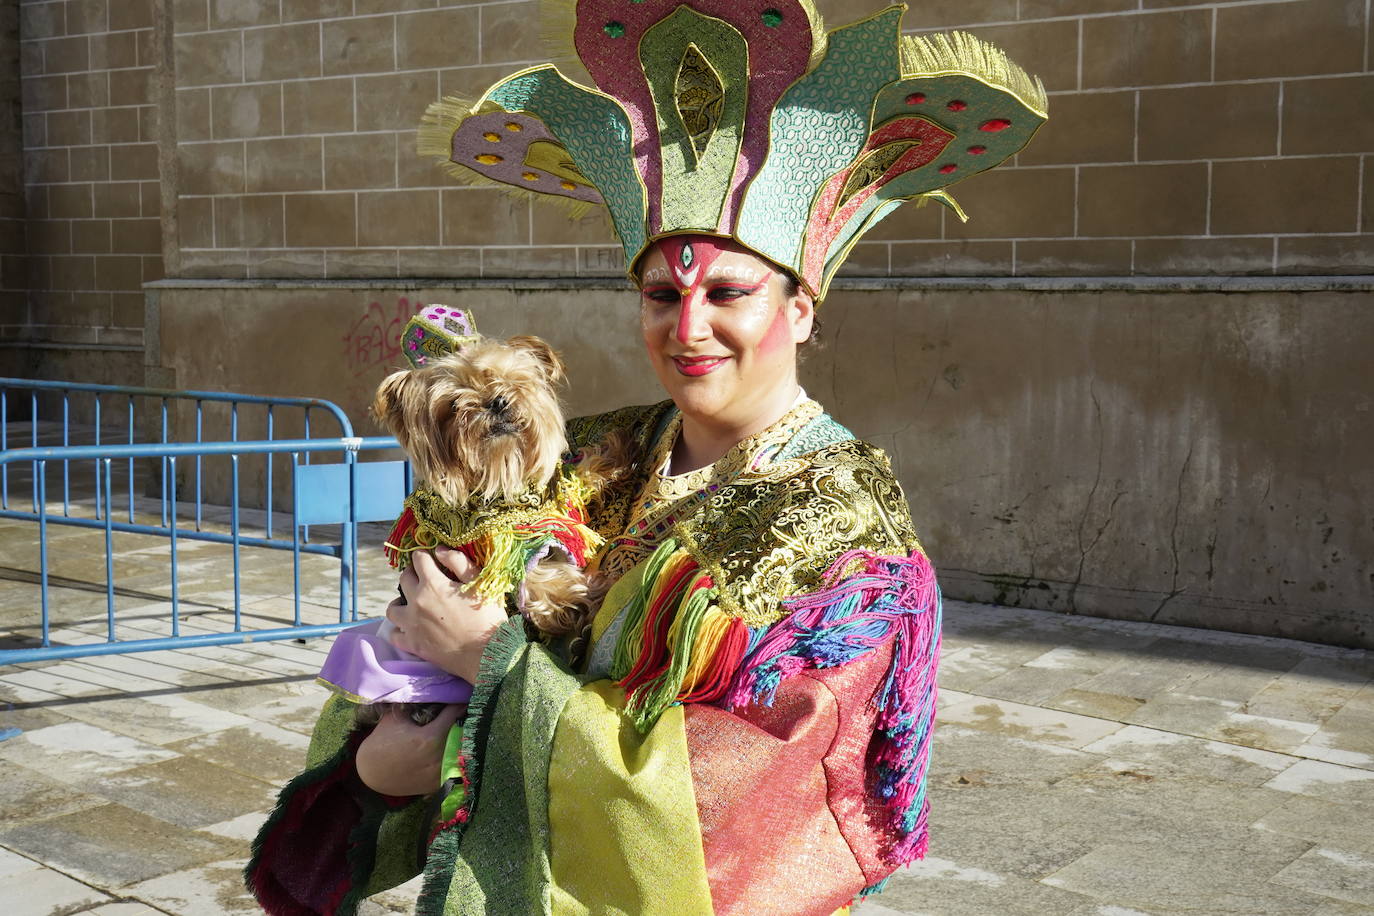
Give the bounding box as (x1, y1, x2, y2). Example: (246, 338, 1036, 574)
(360, 335, 628, 726)
(373, 336, 569, 509)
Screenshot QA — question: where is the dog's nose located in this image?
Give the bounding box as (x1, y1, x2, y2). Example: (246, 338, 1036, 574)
(484, 395, 510, 416)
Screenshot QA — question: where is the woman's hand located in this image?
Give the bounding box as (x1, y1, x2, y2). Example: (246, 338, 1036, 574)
(386, 546, 508, 683)
(355, 703, 465, 796)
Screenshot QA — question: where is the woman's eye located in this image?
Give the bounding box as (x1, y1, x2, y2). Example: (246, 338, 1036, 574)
(708, 286, 750, 301)
(642, 288, 679, 304)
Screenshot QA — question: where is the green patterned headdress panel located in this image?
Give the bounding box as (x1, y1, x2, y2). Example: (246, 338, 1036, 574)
(419, 2, 1047, 301)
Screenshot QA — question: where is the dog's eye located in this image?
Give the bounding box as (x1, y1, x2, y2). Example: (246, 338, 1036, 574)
(484, 396, 510, 415)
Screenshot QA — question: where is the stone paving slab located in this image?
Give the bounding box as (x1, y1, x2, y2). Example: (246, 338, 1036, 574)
(1, 850, 110, 916)
(5, 508, 1374, 914)
(165, 720, 313, 785)
(1274, 849, 1374, 909)
(1264, 759, 1374, 807)
(0, 803, 238, 888)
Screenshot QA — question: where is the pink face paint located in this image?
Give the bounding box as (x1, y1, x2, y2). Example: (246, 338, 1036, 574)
(658, 237, 732, 295)
(757, 300, 793, 357)
(658, 236, 734, 344)
(675, 295, 696, 344)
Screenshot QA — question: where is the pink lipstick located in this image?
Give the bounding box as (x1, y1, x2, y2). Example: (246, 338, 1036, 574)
(673, 355, 727, 376)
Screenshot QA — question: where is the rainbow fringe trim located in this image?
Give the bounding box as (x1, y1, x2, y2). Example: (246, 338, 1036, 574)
(608, 538, 750, 730)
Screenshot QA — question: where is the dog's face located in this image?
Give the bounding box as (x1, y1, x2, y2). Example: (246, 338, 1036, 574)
(372, 336, 568, 504)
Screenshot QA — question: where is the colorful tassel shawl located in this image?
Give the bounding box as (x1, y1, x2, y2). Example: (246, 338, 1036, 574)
(607, 539, 941, 864)
(727, 549, 941, 864)
(383, 470, 604, 605)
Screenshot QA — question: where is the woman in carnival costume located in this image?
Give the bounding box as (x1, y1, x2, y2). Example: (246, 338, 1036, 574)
(247, 1, 1045, 913)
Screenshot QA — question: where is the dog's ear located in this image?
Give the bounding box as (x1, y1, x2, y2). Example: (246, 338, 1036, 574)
(371, 368, 413, 442)
(507, 335, 566, 385)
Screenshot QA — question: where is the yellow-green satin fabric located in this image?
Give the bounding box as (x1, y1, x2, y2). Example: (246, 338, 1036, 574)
(590, 556, 646, 646)
(546, 679, 714, 915)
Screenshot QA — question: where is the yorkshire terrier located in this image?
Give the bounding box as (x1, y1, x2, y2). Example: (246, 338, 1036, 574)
(326, 311, 628, 728)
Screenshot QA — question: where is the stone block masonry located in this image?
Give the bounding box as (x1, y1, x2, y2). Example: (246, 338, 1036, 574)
(10, 0, 162, 380)
(147, 0, 1372, 284)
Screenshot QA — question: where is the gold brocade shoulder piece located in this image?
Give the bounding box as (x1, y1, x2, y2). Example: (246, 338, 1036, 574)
(565, 401, 674, 543)
(639, 399, 822, 503)
(680, 438, 922, 626)
(628, 398, 823, 531)
(566, 402, 922, 628)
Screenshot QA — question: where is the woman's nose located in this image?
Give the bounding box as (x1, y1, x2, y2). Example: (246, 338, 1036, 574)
(674, 296, 709, 344)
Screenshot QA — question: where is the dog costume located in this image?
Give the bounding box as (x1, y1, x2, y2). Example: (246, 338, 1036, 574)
(315, 307, 602, 712)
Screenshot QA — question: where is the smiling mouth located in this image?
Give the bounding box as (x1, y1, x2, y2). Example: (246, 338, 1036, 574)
(672, 355, 728, 376)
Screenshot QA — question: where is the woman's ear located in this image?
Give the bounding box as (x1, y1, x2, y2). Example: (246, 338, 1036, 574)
(788, 289, 816, 344)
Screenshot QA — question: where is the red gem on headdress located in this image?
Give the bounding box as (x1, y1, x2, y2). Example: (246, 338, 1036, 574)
(967, 145, 987, 155)
(947, 100, 967, 111)
(905, 93, 926, 105)
(939, 164, 957, 174)
(980, 119, 1012, 132)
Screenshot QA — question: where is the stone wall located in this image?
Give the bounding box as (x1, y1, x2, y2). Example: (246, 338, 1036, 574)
(167, 0, 611, 281)
(894, 0, 1373, 276)
(152, 0, 1374, 281)
(11, 0, 162, 378)
(0, 2, 27, 378)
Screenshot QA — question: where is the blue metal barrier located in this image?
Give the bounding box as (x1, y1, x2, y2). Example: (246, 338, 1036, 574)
(0, 436, 410, 665)
(1, 378, 354, 538)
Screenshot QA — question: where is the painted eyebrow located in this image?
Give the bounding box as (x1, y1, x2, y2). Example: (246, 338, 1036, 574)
(703, 270, 769, 281)
(701, 267, 764, 280)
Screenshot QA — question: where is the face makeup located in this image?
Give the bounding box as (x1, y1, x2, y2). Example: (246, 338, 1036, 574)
(636, 236, 810, 448)
(643, 237, 772, 349)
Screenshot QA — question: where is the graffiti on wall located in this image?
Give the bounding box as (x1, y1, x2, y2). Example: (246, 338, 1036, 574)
(342, 297, 418, 376)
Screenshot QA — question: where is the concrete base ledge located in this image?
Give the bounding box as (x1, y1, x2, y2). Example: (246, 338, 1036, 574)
(145, 282, 1372, 649)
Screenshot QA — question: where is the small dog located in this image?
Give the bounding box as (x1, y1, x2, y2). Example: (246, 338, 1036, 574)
(347, 327, 626, 727)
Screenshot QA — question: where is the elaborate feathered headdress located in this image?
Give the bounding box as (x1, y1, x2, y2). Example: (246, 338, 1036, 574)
(419, 1, 1047, 301)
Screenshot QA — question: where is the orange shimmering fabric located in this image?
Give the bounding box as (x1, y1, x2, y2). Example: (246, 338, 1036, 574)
(684, 642, 900, 914)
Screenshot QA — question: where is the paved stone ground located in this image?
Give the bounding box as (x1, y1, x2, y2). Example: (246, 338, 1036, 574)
(2, 451, 1373, 913)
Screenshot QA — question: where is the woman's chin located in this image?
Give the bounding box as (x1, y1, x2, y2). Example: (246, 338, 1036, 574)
(664, 383, 730, 423)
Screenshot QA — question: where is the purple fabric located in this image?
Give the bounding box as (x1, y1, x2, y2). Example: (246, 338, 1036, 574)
(317, 620, 473, 705)
(451, 110, 603, 206)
